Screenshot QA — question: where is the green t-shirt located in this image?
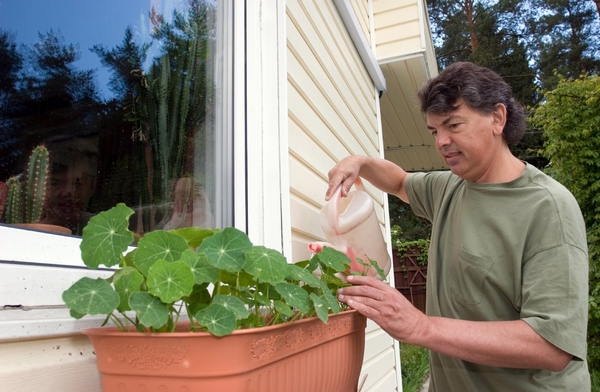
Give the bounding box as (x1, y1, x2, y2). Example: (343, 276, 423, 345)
(405, 164, 590, 391)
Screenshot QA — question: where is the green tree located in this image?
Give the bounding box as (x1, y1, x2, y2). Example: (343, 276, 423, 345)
(91, 27, 144, 101)
(525, 0, 600, 90)
(388, 197, 432, 243)
(530, 74, 600, 372)
(0, 30, 23, 178)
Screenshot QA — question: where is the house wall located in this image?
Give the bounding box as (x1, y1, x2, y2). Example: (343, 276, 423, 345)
(286, 1, 398, 390)
(373, 0, 423, 61)
(351, 0, 372, 46)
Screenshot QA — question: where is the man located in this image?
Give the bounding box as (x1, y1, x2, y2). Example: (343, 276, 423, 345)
(329, 62, 590, 391)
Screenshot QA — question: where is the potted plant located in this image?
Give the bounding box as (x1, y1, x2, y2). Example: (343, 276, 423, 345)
(63, 203, 384, 391)
(3, 145, 71, 234)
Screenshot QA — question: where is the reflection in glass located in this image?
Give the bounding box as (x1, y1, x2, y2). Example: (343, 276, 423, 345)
(0, 0, 229, 236)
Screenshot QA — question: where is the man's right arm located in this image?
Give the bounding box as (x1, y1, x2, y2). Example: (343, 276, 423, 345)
(326, 155, 410, 203)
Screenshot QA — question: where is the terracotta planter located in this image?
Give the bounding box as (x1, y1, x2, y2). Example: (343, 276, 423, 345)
(14, 223, 72, 235)
(84, 310, 366, 392)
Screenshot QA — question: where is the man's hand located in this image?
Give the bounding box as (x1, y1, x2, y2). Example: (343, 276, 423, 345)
(326, 156, 366, 201)
(337, 275, 427, 342)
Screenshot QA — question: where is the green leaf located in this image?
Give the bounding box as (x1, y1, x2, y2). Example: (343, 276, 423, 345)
(287, 263, 322, 288)
(366, 256, 387, 280)
(320, 272, 347, 288)
(196, 303, 237, 336)
(212, 295, 250, 319)
(310, 293, 329, 323)
(80, 204, 134, 269)
(273, 282, 311, 313)
(69, 308, 86, 319)
(171, 227, 219, 248)
(62, 277, 119, 316)
(243, 246, 289, 283)
(147, 260, 195, 303)
(180, 249, 219, 284)
(113, 267, 144, 312)
(314, 247, 351, 273)
(134, 230, 189, 276)
(184, 283, 211, 316)
(129, 292, 169, 329)
(273, 300, 294, 317)
(198, 227, 253, 272)
(319, 280, 340, 314)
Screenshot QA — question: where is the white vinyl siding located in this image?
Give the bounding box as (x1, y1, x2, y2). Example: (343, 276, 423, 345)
(373, 0, 423, 61)
(351, 0, 372, 46)
(286, 1, 398, 390)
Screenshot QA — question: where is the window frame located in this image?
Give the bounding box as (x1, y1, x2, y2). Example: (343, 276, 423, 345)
(0, 0, 243, 341)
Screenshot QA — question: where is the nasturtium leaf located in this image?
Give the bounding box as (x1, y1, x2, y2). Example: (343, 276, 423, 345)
(170, 227, 219, 248)
(320, 272, 347, 288)
(257, 282, 281, 300)
(243, 246, 289, 283)
(62, 277, 119, 315)
(122, 248, 137, 268)
(287, 263, 321, 288)
(274, 299, 294, 317)
(212, 295, 250, 319)
(184, 283, 211, 316)
(319, 280, 340, 314)
(196, 303, 237, 336)
(273, 282, 311, 313)
(147, 260, 195, 303)
(129, 292, 169, 329)
(254, 291, 272, 306)
(134, 230, 189, 276)
(313, 247, 350, 273)
(310, 293, 329, 323)
(69, 308, 86, 319)
(366, 256, 387, 280)
(80, 203, 134, 269)
(113, 266, 144, 311)
(180, 249, 219, 284)
(198, 227, 252, 273)
(220, 269, 255, 288)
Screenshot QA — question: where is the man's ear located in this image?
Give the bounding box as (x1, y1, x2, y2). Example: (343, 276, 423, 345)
(491, 103, 507, 136)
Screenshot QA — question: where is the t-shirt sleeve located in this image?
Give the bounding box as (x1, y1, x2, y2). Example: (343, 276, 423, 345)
(521, 244, 589, 361)
(405, 171, 456, 223)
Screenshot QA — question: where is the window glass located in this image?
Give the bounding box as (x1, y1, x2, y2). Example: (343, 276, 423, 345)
(0, 0, 231, 236)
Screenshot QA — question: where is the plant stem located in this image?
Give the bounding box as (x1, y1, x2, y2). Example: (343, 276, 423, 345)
(110, 314, 126, 331)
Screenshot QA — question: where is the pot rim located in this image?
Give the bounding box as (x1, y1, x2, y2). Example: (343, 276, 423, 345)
(82, 309, 364, 338)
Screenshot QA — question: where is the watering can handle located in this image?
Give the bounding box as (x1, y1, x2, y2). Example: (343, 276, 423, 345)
(328, 179, 365, 233)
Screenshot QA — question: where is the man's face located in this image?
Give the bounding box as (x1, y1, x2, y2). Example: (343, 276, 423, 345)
(427, 101, 505, 182)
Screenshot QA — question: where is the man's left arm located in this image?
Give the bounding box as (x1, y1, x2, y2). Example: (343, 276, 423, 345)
(337, 275, 573, 372)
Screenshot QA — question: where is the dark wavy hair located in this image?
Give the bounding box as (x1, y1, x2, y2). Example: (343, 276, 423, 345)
(417, 62, 526, 145)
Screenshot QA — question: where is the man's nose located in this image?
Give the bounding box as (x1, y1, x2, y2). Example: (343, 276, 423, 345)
(435, 130, 451, 148)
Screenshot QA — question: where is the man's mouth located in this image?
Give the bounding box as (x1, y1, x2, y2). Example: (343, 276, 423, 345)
(443, 151, 461, 165)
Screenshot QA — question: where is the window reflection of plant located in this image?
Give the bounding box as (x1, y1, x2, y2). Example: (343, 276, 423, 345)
(126, 2, 215, 234)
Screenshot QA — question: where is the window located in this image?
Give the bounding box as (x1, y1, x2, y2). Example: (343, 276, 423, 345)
(0, 0, 233, 237)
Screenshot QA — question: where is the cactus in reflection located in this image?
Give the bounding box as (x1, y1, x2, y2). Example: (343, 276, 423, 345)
(5, 177, 23, 224)
(4, 145, 50, 224)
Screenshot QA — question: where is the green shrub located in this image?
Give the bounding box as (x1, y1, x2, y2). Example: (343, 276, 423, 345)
(530, 74, 600, 372)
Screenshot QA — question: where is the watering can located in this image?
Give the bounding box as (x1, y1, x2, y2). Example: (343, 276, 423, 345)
(309, 179, 391, 280)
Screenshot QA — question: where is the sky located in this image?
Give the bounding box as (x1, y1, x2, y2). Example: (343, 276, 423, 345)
(0, 0, 181, 99)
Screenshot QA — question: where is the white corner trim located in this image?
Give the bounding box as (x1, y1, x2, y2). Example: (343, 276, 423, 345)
(333, 0, 386, 95)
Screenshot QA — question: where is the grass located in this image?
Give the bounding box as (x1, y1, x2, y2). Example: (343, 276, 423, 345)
(592, 369, 600, 392)
(400, 343, 430, 392)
